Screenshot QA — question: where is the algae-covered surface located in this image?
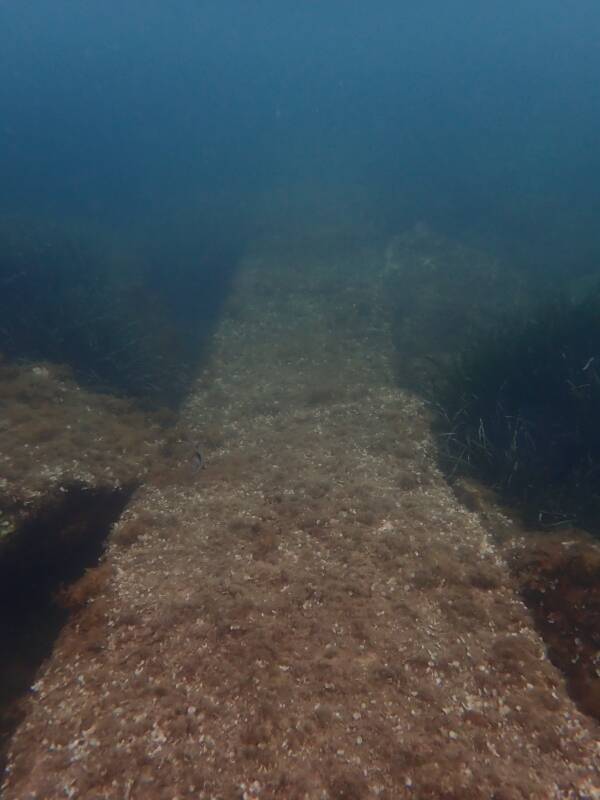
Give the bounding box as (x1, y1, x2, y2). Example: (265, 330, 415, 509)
(0, 359, 172, 782)
(0, 359, 167, 519)
(1, 234, 599, 799)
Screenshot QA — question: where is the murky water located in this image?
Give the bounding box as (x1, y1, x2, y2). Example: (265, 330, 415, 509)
(1, 3, 600, 797)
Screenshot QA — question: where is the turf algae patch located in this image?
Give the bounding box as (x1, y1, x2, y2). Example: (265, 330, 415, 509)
(0, 359, 167, 511)
(0, 483, 132, 783)
(0, 359, 167, 793)
(2, 232, 600, 799)
(453, 479, 600, 723)
(510, 533, 600, 721)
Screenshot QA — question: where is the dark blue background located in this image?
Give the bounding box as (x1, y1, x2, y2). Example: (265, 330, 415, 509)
(2, 1, 600, 270)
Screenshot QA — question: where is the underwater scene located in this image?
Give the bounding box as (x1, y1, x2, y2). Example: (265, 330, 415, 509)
(1, 2, 600, 798)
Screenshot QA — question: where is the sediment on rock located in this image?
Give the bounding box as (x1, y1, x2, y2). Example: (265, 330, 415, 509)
(0, 483, 134, 780)
(2, 234, 599, 799)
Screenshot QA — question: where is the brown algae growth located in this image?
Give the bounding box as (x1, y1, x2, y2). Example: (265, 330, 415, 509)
(1, 234, 599, 799)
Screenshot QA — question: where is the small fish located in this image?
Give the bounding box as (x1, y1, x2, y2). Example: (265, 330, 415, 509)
(192, 445, 205, 473)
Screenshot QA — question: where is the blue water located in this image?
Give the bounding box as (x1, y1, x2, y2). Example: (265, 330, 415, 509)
(1, 1, 600, 403)
(2, 1, 599, 265)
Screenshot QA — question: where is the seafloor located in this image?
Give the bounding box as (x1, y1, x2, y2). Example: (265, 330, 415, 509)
(1, 231, 599, 799)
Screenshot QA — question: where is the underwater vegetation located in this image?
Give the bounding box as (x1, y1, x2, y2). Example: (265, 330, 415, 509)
(0, 218, 237, 407)
(385, 228, 529, 390)
(433, 289, 600, 535)
(510, 533, 600, 720)
(0, 483, 131, 779)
